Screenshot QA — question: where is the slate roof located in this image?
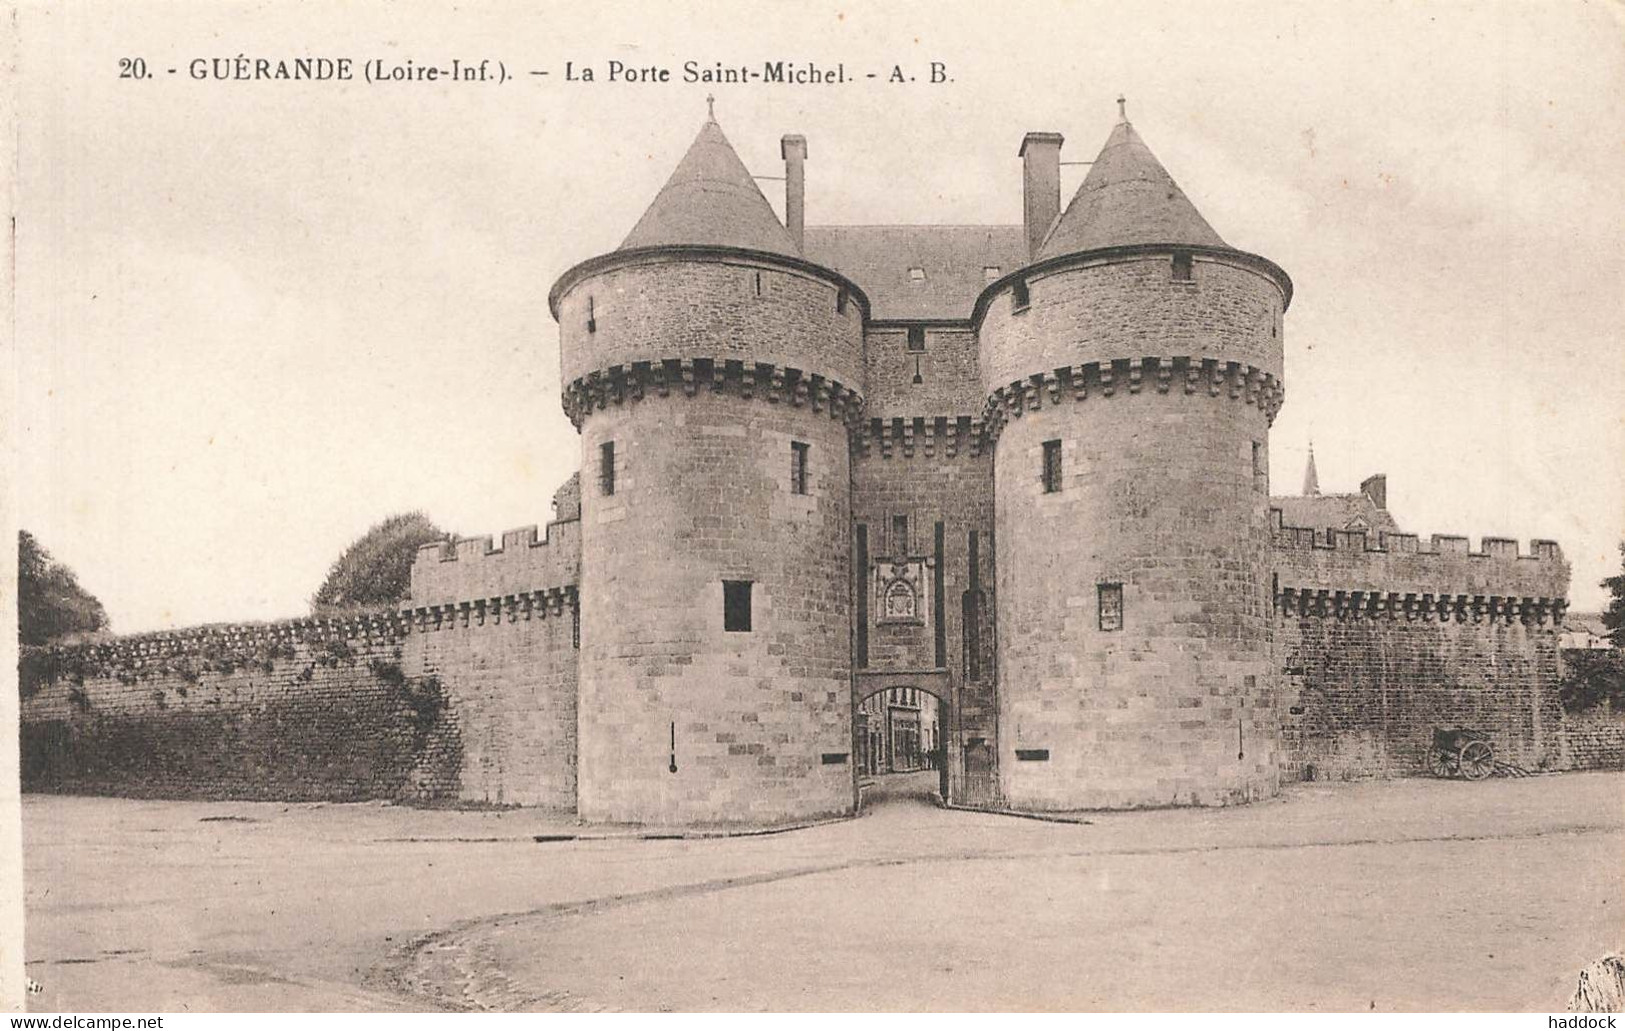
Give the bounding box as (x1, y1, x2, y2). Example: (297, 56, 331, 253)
(802, 225, 1027, 321)
(1273, 493, 1401, 538)
(1037, 120, 1228, 261)
(620, 118, 799, 258)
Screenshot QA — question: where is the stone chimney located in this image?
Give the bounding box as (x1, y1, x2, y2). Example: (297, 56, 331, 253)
(1020, 132, 1064, 260)
(1361, 473, 1388, 510)
(781, 134, 807, 252)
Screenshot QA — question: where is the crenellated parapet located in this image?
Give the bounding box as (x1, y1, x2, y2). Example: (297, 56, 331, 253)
(855, 415, 990, 460)
(24, 613, 412, 671)
(561, 358, 865, 432)
(1275, 585, 1564, 625)
(1272, 508, 1569, 621)
(979, 355, 1284, 443)
(409, 518, 581, 610)
(406, 584, 578, 633)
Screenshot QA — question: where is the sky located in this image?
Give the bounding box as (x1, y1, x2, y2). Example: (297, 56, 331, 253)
(13, 0, 1625, 632)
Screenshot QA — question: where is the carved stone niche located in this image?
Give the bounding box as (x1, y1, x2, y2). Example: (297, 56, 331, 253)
(875, 558, 929, 627)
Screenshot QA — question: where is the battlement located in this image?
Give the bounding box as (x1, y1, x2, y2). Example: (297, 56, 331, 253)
(18, 613, 412, 687)
(856, 415, 991, 460)
(409, 517, 582, 609)
(981, 355, 1285, 443)
(1271, 508, 1569, 603)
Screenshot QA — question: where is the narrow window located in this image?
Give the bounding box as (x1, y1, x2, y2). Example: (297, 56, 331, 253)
(1099, 582, 1124, 632)
(754, 271, 763, 296)
(586, 296, 597, 333)
(836, 289, 847, 314)
(908, 266, 926, 282)
(1042, 439, 1063, 493)
(855, 524, 869, 667)
(1012, 278, 1030, 310)
(1016, 748, 1050, 762)
(571, 601, 580, 649)
(906, 326, 926, 352)
(723, 580, 753, 632)
(599, 441, 616, 496)
(1252, 441, 1265, 476)
(1172, 252, 1193, 281)
(790, 441, 809, 495)
(892, 514, 909, 557)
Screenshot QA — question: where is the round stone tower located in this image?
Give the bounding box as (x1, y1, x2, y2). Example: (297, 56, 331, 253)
(549, 116, 865, 825)
(978, 113, 1292, 810)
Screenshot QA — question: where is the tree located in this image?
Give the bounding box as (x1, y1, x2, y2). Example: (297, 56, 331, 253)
(1602, 541, 1625, 648)
(311, 512, 454, 615)
(17, 530, 109, 645)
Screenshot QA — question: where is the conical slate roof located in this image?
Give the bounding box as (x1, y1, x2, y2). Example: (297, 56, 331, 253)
(620, 118, 799, 257)
(1036, 120, 1227, 261)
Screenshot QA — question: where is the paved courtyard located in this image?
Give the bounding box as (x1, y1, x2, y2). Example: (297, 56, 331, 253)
(21, 771, 1624, 1011)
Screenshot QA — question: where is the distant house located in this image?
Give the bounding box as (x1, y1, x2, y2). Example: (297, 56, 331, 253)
(1271, 450, 1399, 546)
(1562, 612, 1613, 651)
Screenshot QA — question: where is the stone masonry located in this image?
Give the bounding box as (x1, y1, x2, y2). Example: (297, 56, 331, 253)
(18, 105, 1599, 822)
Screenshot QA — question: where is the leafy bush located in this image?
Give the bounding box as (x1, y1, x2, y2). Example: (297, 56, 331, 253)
(1603, 542, 1625, 649)
(18, 531, 108, 645)
(1560, 649, 1625, 713)
(310, 512, 453, 615)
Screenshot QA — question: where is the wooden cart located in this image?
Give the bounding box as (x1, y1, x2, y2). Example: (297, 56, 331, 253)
(1427, 727, 1497, 780)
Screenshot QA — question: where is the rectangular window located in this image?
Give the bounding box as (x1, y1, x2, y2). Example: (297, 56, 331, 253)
(790, 441, 809, 495)
(1172, 252, 1193, 281)
(836, 289, 847, 314)
(908, 266, 926, 282)
(754, 271, 763, 296)
(1042, 439, 1063, 493)
(723, 580, 753, 632)
(586, 296, 597, 333)
(892, 514, 909, 557)
(906, 326, 926, 352)
(821, 752, 849, 765)
(599, 441, 616, 496)
(1012, 278, 1030, 311)
(983, 266, 1001, 281)
(1252, 441, 1265, 476)
(571, 602, 580, 649)
(1099, 582, 1124, 632)
(1015, 748, 1050, 762)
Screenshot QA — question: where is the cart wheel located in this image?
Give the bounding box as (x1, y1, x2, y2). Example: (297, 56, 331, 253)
(1426, 747, 1454, 778)
(1459, 741, 1495, 780)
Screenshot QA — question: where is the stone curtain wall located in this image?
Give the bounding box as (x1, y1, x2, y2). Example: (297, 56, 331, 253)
(1278, 616, 1565, 779)
(1558, 706, 1625, 771)
(18, 618, 458, 801)
(406, 586, 579, 808)
(21, 518, 585, 807)
(1273, 514, 1573, 780)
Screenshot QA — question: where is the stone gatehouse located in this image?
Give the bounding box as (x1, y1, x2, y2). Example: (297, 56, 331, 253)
(21, 107, 1590, 825)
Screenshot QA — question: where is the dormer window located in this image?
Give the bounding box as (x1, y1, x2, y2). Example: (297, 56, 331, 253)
(1172, 252, 1193, 282)
(906, 326, 926, 352)
(908, 267, 926, 282)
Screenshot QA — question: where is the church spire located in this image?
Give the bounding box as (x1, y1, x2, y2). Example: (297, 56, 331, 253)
(1302, 442, 1320, 496)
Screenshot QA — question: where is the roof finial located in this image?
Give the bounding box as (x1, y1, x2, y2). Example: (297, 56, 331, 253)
(705, 93, 716, 123)
(1117, 94, 1128, 123)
